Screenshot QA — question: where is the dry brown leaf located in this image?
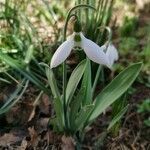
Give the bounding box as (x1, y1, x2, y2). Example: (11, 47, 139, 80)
(28, 127, 39, 147)
(36, 118, 49, 132)
(28, 93, 50, 122)
(0, 133, 22, 146)
(19, 138, 28, 150)
(28, 107, 36, 122)
(39, 94, 51, 115)
(61, 135, 75, 150)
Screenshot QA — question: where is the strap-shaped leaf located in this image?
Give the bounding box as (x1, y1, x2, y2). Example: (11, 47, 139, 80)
(66, 59, 86, 102)
(0, 77, 11, 84)
(88, 62, 142, 122)
(0, 52, 50, 95)
(45, 67, 60, 99)
(81, 59, 92, 105)
(69, 87, 86, 129)
(0, 79, 28, 114)
(24, 45, 34, 64)
(53, 97, 64, 132)
(74, 104, 94, 133)
(107, 105, 128, 131)
(45, 68, 63, 131)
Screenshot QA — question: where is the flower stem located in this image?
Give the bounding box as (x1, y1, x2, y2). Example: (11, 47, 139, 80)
(62, 4, 96, 133)
(92, 65, 102, 98)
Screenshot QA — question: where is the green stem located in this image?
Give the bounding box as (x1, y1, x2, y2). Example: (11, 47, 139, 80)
(62, 4, 96, 133)
(92, 65, 102, 98)
(98, 26, 112, 43)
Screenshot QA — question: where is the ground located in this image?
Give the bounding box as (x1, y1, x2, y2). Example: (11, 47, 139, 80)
(0, 1, 150, 150)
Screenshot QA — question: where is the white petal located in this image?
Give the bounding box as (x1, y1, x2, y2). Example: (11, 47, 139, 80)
(106, 44, 118, 68)
(80, 33, 108, 66)
(50, 38, 74, 68)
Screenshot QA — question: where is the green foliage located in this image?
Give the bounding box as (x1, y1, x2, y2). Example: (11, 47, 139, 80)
(0, 52, 50, 95)
(81, 59, 92, 105)
(66, 59, 86, 103)
(118, 15, 150, 78)
(0, 0, 145, 145)
(108, 95, 128, 136)
(138, 99, 150, 113)
(108, 105, 128, 131)
(0, 79, 28, 115)
(138, 99, 150, 127)
(119, 37, 138, 54)
(88, 63, 142, 122)
(120, 16, 138, 37)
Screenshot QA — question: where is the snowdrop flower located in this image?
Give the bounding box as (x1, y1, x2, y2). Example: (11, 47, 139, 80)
(50, 21, 109, 68)
(101, 43, 119, 68)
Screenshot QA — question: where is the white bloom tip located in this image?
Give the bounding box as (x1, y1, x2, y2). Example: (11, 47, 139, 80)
(81, 34, 108, 66)
(50, 37, 74, 69)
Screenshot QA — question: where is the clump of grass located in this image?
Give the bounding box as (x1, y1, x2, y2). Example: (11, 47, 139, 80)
(119, 16, 138, 37)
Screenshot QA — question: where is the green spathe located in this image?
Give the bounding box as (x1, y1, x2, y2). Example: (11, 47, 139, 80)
(74, 20, 82, 32)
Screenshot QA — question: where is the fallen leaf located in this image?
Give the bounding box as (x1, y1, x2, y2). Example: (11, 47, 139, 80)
(0, 133, 22, 146)
(39, 94, 51, 115)
(36, 118, 49, 133)
(28, 127, 39, 148)
(19, 138, 28, 150)
(61, 135, 75, 150)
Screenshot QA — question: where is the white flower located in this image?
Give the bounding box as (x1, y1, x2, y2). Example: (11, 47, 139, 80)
(101, 43, 119, 68)
(50, 32, 109, 68)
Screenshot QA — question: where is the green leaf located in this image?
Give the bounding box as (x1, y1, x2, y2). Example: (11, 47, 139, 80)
(74, 104, 94, 132)
(45, 67, 60, 99)
(81, 59, 92, 105)
(89, 62, 142, 122)
(45, 67, 63, 131)
(0, 77, 11, 84)
(69, 87, 86, 128)
(24, 45, 34, 64)
(0, 80, 28, 114)
(66, 59, 86, 102)
(0, 52, 50, 95)
(107, 105, 128, 131)
(53, 97, 64, 132)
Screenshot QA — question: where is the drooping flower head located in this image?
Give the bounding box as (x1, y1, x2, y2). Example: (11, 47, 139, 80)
(101, 43, 119, 69)
(50, 21, 109, 68)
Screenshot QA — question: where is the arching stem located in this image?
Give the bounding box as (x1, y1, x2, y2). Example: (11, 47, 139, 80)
(62, 4, 96, 133)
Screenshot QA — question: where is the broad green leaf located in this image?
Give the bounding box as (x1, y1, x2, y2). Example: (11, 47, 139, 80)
(74, 104, 94, 132)
(66, 59, 86, 102)
(89, 63, 142, 122)
(107, 105, 129, 131)
(0, 52, 50, 95)
(0, 80, 28, 114)
(81, 59, 92, 105)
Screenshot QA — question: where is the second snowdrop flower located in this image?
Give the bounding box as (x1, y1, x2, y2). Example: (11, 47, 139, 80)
(50, 21, 108, 68)
(101, 43, 119, 68)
